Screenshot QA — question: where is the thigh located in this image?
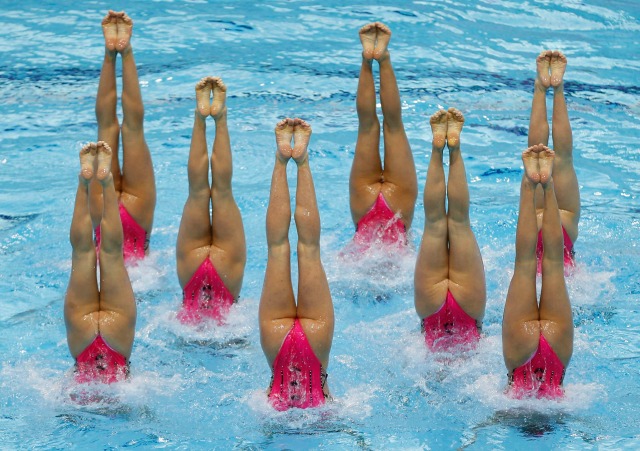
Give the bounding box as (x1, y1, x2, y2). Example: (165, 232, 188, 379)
(97, 251, 136, 357)
(299, 318, 332, 370)
(208, 246, 244, 299)
(259, 245, 296, 365)
(350, 128, 383, 223)
(176, 194, 213, 286)
(381, 126, 417, 204)
(502, 270, 541, 370)
(296, 247, 334, 368)
(381, 125, 412, 176)
(350, 181, 383, 225)
(351, 125, 382, 186)
(414, 221, 450, 318)
(211, 192, 246, 288)
(64, 253, 100, 357)
(177, 246, 211, 290)
(554, 155, 580, 241)
(539, 266, 573, 366)
(120, 136, 156, 231)
(447, 221, 486, 320)
(503, 320, 541, 371)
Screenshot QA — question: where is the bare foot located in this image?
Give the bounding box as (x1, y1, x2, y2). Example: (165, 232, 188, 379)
(292, 118, 311, 164)
(536, 145, 555, 185)
(275, 118, 294, 162)
(429, 110, 447, 151)
(359, 23, 377, 60)
(536, 50, 551, 89)
(550, 50, 567, 88)
(101, 11, 118, 52)
(373, 22, 391, 61)
(446, 107, 464, 148)
(95, 141, 113, 182)
(195, 78, 211, 119)
(116, 12, 133, 53)
(209, 77, 227, 120)
(522, 144, 541, 184)
(79, 142, 97, 183)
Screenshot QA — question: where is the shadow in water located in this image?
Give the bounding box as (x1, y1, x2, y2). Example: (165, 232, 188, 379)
(475, 408, 568, 440)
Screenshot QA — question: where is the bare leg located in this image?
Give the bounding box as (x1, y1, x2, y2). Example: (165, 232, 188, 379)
(292, 119, 334, 369)
(350, 25, 382, 225)
(259, 119, 297, 366)
(94, 142, 136, 358)
(118, 12, 156, 233)
(176, 79, 214, 288)
(65, 144, 101, 358)
(529, 51, 551, 148)
(209, 77, 246, 297)
(502, 145, 546, 371)
(414, 110, 449, 318)
(445, 108, 486, 320)
(550, 51, 580, 242)
(538, 152, 573, 366)
(91, 11, 122, 226)
(529, 51, 551, 212)
(377, 23, 417, 228)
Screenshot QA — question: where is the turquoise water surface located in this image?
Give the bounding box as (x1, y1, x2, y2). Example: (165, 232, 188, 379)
(1, 0, 639, 449)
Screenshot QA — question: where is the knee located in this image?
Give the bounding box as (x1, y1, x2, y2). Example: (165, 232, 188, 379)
(69, 224, 95, 253)
(541, 256, 564, 275)
(97, 223, 124, 255)
(100, 240, 124, 257)
(357, 116, 380, 133)
(425, 216, 447, 235)
(188, 185, 211, 200)
(447, 216, 471, 231)
(95, 92, 117, 115)
(297, 241, 320, 260)
(123, 107, 144, 129)
(266, 237, 290, 255)
(382, 116, 403, 132)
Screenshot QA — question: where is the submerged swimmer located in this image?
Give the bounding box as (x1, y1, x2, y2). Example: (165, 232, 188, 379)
(502, 144, 573, 399)
(92, 10, 156, 263)
(176, 77, 246, 324)
(349, 22, 417, 248)
(530, 50, 579, 273)
(414, 108, 486, 351)
(65, 142, 135, 384)
(260, 118, 334, 411)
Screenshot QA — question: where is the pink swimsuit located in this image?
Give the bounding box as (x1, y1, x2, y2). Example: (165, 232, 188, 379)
(353, 193, 407, 247)
(268, 319, 328, 411)
(508, 334, 565, 399)
(178, 257, 235, 324)
(422, 290, 481, 351)
(75, 334, 128, 384)
(536, 226, 575, 274)
(95, 202, 149, 263)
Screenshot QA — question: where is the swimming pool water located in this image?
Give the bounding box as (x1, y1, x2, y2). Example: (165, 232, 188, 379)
(1, 0, 639, 449)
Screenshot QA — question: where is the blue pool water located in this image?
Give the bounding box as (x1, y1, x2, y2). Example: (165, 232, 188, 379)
(1, 0, 639, 448)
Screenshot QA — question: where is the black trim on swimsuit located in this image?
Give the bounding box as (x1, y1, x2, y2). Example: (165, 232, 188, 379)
(73, 360, 131, 378)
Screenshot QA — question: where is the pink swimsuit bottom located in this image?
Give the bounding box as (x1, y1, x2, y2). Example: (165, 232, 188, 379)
(268, 319, 328, 411)
(353, 192, 407, 247)
(422, 290, 481, 352)
(74, 334, 128, 384)
(178, 257, 235, 324)
(508, 334, 566, 399)
(95, 202, 149, 263)
(536, 226, 575, 275)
